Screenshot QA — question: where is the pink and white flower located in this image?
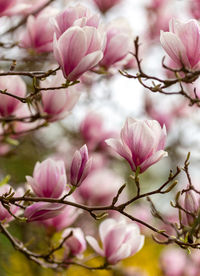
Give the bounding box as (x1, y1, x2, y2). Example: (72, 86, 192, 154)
(160, 18, 200, 69)
(86, 218, 144, 264)
(26, 158, 67, 198)
(106, 118, 167, 173)
(0, 75, 26, 117)
(53, 26, 104, 81)
(53, 4, 100, 39)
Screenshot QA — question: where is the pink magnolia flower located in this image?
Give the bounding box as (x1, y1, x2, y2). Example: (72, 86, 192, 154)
(160, 247, 186, 276)
(40, 71, 80, 121)
(11, 104, 39, 136)
(86, 218, 144, 265)
(24, 202, 64, 222)
(70, 145, 92, 187)
(0, 184, 23, 222)
(26, 159, 67, 198)
(63, 227, 86, 258)
(80, 112, 117, 151)
(160, 18, 200, 69)
(190, 0, 200, 20)
(53, 4, 100, 39)
(42, 198, 81, 231)
(184, 188, 200, 226)
(20, 7, 58, 53)
(149, 0, 169, 10)
(0, 0, 30, 16)
(92, 0, 122, 13)
(0, 75, 26, 117)
(100, 19, 132, 69)
(53, 26, 104, 81)
(75, 168, 123, 206)
(106, 118, 167, 173)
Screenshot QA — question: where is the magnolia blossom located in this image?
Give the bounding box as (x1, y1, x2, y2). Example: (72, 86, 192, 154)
(53, 4, 100, 39)
(24, 202, 64, 222)
(0, 184, 23, 222)
(42, 199, 81, 231)
(86, 218, 144, 264)
(160, 247, 186, 276)
(53, 26, 104, 81)
(40, 71, 80, 121)
(92, 0, 122, 13)
(190, 0, 200, 20)
(12, 104, 38, 136)
(100, 19, 132, 68)
(0, 75, 26, 117)
(184, 188, 200, 226)
(63, 228, 86, 258)
(20, 7, 58, 53)
(70, 145, 92, 187)
(106, 118, 167, 173)
(0, 0, 30, 16)
(160, 18, 200, 69)
(75, 168, 123, 206)
(26, 159, 67, 198)
(149, 0, 169, 10)
(80, 112, 116, 151)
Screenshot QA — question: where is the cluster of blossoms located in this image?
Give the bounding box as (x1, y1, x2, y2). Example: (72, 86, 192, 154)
(0, 0, 200, 274)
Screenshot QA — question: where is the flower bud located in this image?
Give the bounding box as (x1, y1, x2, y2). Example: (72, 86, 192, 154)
(24, 202, 64, 222)
(184, 189, 200, 225)
(70, 145, 92, 187)
(63, 227, 86, 258)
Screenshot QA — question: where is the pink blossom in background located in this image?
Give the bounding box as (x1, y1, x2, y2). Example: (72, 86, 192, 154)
(80, 112, 117, 151)
(12, 104, 39, 136)
(147, 6, 171, 40)
(184, 188, 200, 226)
(92, 0, 122, 13)
(0, 0, 30, 16)
(86, 218, 144, 264)
(70, 145, 92, 187)
(24, 202, 64, 222)
(145, 97, 173, 130)
(53, 4, 100, 39)
(40, 71, 80, 121)
(0, 184, 23, 222)
(20, 7, 58, 53)
(42, 197, 81, 231)
(106, 117, 167, 173)
(53, 25, 104, 81)
(26, 158, 67, 198)
(160, 18, 200, 69)
(190, 0, 200, 20)
(75, 168, 123, 206)
(63, 227, 86, 258)
(160, 247, 186, 276)
(100, 19, 132, 69)
(148, 0, 169, 10)
(0, 75, 26, 117)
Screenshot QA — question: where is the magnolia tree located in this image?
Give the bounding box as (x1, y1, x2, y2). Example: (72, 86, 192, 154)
(0, 0, 200, 275)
